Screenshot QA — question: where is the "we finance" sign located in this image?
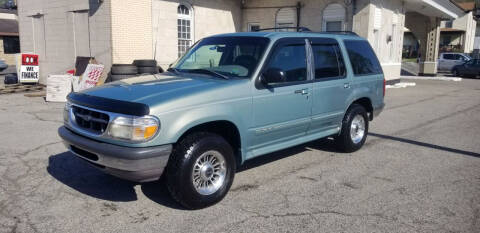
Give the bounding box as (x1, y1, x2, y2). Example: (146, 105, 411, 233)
(19, 54, 40, 83)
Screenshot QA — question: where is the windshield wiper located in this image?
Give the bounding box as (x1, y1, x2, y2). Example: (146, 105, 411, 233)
(167, 67, 180, 74)
(187, 69, 230, 80)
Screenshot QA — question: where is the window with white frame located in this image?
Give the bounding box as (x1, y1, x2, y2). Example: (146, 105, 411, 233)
(248, 23, 260, 32)
(178, 4, 193, 57)
(322, 4, 345, 32)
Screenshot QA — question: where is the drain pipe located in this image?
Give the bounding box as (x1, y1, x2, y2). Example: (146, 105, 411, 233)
(296, 2, 301, 30)
(352, 0, 357, 14)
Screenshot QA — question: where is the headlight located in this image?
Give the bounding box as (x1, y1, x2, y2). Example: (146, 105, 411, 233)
(64, 101, 72, 123)
(107, 116, 159, 142)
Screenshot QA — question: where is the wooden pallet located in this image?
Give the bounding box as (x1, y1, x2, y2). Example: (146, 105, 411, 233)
(0, 84, 45, 95)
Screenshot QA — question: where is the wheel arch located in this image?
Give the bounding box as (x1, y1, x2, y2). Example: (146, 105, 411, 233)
(174, 119, 244, 166)
(348, 97, 374, 120)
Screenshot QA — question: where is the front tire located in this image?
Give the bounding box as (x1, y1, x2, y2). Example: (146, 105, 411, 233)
(335, 104, 369, 152)
(166, 132, 235, 209)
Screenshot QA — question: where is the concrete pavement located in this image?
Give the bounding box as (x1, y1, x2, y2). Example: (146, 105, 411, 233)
(0, 79, 479, 233)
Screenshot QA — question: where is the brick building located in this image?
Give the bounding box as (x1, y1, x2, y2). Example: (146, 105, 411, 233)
(17, 0, 467, 84)
(0, 7, 19, 65)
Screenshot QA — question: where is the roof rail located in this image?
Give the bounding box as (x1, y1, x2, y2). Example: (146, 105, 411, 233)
(311, 31, 359, 36)
(254, 27, 312, 32)
(253, 27, 359, 36)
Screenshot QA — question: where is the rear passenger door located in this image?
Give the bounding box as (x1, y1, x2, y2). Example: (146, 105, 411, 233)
(308, 38, 351, 135)
(441, 54, 455, 71)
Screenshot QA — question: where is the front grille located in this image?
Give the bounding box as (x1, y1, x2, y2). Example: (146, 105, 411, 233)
(72, 105, 110, 134)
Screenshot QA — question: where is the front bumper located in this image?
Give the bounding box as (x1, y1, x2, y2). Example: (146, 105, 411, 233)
(58, 126, 172, 182)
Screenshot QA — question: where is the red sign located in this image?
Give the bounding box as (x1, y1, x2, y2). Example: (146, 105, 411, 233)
(22, 54, 39, 66)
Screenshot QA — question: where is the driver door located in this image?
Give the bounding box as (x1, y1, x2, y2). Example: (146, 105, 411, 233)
(248, 38, 313, 157)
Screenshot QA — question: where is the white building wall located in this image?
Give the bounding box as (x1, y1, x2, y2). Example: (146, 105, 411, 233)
(242, 0, 354, 32)
(111, 0, 153, 64)
(242, 0, 404, 81)
(17, 0, 112, 84)
(354, 0, 405, 81)
(441, 11, 477, 53)
(152, 0, 242, 69)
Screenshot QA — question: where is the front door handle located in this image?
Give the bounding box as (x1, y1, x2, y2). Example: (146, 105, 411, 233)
(294, 89, 308, 95)
(344, 83, 351, 89)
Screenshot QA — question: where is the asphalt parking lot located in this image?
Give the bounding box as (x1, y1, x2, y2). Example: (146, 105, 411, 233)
(0, 78, 479, 233)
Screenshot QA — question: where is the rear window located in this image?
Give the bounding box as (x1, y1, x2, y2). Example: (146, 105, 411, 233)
(344, 40, 382, 76)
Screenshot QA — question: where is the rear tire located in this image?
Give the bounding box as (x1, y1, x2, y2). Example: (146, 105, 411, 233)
(137, 66, 159, 74)
(133, 59, 157, 67)
(335, 104, 369, 153)
(166, 132, 236, 209)
(110, 74, 136, 82)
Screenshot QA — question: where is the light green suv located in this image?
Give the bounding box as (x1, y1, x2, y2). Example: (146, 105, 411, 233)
(59, 30, 385, 209)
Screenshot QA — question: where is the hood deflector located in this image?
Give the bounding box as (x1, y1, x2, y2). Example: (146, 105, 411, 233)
(67, 92, 150, 116)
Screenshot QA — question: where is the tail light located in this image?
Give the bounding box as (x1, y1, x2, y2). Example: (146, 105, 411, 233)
(383, 79, 386, 97)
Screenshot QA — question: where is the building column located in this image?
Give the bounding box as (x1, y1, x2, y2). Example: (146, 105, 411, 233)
(419, 17, 441, 76)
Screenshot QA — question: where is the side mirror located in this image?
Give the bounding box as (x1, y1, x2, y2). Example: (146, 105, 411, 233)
(261, 68, 286, 86)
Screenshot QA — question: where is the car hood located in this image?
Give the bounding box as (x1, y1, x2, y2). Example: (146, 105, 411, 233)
(81, 73, 247, 109)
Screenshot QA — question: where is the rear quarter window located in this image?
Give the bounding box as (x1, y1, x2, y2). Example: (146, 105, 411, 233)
(344, 40, 383, 76)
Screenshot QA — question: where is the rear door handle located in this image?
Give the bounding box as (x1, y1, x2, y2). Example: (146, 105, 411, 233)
(294, 89, 308, 95)
(344, 83, 351, 89)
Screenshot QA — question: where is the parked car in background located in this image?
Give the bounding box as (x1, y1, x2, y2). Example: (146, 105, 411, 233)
(0, 60, 8, 71)
(451, 59, 480, 78)
(59, 30, 385, 209)
(438, 53, 471, 72)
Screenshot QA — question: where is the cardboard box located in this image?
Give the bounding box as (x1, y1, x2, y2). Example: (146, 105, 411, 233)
(46, 75, 72, 102)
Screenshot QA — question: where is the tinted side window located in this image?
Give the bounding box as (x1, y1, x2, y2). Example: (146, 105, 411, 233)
(344, 40, 382, 76)
(312, 44, 345, 79)
(266, 44, 307, 83)
(443, 54, 454, 60)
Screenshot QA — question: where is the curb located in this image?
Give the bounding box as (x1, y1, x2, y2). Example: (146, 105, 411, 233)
(401, 76, 462, 82)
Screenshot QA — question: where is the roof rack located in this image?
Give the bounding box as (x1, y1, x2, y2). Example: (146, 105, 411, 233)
(254, 27, 312, 32)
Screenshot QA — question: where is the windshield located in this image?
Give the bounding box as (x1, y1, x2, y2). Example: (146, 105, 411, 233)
(172, 37, 270, 79)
